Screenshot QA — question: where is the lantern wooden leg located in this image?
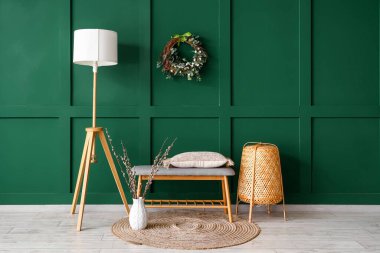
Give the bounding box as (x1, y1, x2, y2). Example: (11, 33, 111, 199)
(267, 204, 271, 214)
(248, 198, 254, 223)
(281, 189, 287, 221)
(282, 201, 287, 221)
(235, 192, 240, 215)
(279, 154, 287, 221)
(235, 179, 240, 215)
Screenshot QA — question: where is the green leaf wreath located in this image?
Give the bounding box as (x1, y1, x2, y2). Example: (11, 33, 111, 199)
(157, 32, 208, 81)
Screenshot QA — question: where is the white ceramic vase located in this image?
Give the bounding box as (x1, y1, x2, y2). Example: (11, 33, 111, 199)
(129, 197, 148, 230)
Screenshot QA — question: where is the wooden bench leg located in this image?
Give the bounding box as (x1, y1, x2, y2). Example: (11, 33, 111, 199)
(223, 176, 233, 223)
(221, 179, 227, 214)
(137, 176, 142, 198)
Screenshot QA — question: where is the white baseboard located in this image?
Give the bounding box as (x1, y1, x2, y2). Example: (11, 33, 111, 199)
(1, 204, 380, 212)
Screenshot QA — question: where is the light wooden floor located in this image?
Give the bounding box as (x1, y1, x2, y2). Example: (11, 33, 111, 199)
(0, 205, 380, 252)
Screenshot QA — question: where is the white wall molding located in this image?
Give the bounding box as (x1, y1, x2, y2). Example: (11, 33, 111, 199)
(1, 204, 380, 212)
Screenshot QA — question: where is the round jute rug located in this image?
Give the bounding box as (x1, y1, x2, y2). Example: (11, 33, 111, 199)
(112, 210, 260, 250)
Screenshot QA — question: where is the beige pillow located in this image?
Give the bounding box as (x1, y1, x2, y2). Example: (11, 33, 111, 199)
(164, 152, 234, 168)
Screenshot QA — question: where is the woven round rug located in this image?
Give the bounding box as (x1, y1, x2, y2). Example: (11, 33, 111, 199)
(112, 210, 260, 250)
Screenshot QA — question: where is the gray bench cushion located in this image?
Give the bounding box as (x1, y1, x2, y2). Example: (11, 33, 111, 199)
(133, 165, 235, 176)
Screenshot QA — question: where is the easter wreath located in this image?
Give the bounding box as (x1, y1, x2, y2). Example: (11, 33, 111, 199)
(157, 32, 208, 81)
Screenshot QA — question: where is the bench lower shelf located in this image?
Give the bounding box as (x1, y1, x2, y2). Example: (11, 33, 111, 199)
(144, 199, 227, 209)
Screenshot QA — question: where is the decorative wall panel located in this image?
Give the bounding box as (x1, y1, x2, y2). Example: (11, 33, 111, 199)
(1, 0, 379, 204)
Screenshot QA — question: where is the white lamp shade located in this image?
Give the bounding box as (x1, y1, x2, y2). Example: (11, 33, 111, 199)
(73, 29, 118, 67)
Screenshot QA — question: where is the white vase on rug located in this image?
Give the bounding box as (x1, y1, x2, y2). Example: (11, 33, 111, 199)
(129, 197, 148, 230)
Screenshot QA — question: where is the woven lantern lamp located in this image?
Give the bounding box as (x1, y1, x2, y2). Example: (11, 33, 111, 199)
(236, 142, 286, 223)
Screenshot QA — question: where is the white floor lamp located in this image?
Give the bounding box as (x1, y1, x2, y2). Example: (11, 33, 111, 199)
(70, 29, 129, 231)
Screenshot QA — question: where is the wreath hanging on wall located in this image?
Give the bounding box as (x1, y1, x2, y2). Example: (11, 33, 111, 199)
(157, 32, 208, 81)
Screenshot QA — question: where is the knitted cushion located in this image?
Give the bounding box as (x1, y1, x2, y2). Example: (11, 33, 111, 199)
(164, 152, 234, 168)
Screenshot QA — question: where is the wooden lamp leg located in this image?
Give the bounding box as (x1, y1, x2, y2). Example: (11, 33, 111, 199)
(77, 133, 95, 231)
(71, 133, 91, 214)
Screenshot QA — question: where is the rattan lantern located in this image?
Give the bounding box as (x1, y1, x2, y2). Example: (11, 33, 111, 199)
(236, 142, 286, 222)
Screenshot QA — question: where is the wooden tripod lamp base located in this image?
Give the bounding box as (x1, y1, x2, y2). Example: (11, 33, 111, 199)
(71, 127, 130, 231)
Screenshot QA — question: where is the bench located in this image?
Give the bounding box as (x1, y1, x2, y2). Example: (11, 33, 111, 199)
(133, 166, 235, 222)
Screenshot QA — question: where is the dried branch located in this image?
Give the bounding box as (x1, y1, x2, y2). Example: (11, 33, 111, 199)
(142, 138, 177, 198)
(105, 128, 176, 200)
(120, 140, 137, 198)
(105, 128, 137, 199)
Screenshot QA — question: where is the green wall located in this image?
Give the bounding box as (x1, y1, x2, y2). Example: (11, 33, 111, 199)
(0, 0, 379, 204)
